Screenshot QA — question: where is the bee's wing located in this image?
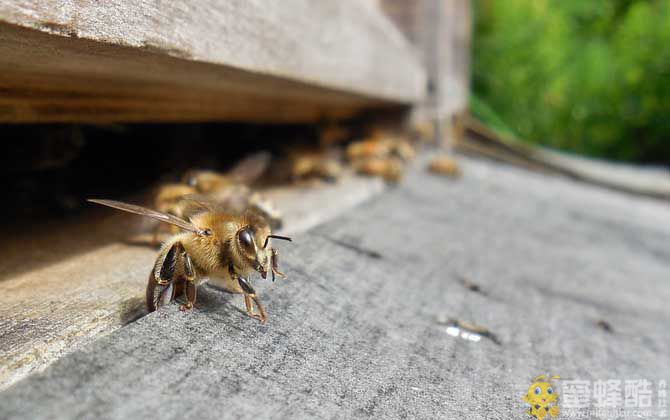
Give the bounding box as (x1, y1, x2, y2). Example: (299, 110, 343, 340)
(227, 151, 271, 184)
(177, 194, 216, 211)
(179, 193, 241, 214)
(88, 199, 203, 234)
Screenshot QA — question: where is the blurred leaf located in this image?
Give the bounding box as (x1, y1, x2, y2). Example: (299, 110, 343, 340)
(472, 0, 670, 163)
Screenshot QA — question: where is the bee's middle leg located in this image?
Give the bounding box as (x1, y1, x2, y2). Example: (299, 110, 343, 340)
(179, 280, 197, 311)
(179, 253, 198, 311)
(237, 277, 266, 324)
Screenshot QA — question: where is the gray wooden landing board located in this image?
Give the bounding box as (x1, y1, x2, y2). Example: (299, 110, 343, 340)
(1, 157, 669, 419)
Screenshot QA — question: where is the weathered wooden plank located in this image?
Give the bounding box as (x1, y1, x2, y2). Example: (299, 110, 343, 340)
(379, 0, 471, 116)
(1, 156, 669, 418)
(0, 1, 426, 122)
(437, 0, 472, 116)
(378, 0, 471, 145)
(461, 116, 670, 200)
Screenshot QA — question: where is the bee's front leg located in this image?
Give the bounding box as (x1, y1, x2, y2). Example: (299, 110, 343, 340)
(270, 248, 286, 281)
(240, 279, 266, 324)
(231, 271, 266, 325)
(228, 264, 266, 323)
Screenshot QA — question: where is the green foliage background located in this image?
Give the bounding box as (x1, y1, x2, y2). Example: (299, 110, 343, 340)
(472, 0, 670, 163)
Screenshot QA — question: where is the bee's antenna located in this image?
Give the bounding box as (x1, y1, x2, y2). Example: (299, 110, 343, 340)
(264, 235, 292, 249)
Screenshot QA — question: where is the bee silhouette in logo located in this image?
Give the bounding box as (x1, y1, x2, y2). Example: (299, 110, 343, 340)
(522, 374, 560, 419)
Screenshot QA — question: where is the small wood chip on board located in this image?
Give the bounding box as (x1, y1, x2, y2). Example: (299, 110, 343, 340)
(428, 155, 462, 178)
(596, 319, 614, 333)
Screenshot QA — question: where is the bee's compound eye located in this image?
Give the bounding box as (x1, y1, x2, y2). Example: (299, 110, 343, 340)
(535, 387, 542, 395)
(547, 387, 553, 395)
(238, 228, 255, 253)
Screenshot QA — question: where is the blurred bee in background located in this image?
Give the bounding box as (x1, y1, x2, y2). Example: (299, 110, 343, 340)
(352, 157, 404, 183)
(153, 152, 282, 242)
(346, 128, 415, 183)
(281, 146, 343, 183)
(154, 183, 200, 219)
(89, 199, 292, 324)
(428, 155, 462, 178)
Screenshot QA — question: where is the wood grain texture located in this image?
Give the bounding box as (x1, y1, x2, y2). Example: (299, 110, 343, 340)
(0, 1, 426, 122)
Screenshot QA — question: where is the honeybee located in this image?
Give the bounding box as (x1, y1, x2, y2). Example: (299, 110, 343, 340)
(288, 149, 342, 182)
(183, 151, 271, 193)
(88, 199, 291, 324)
(273, 146, 343, 183)
(345, 129, 415, 183)
(346, 131, 415, 163)
(428, 155, 461, 178)
(353, 157, 404, 183)
(154, 183, 198, 216)
(346, 139, 391, 161)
